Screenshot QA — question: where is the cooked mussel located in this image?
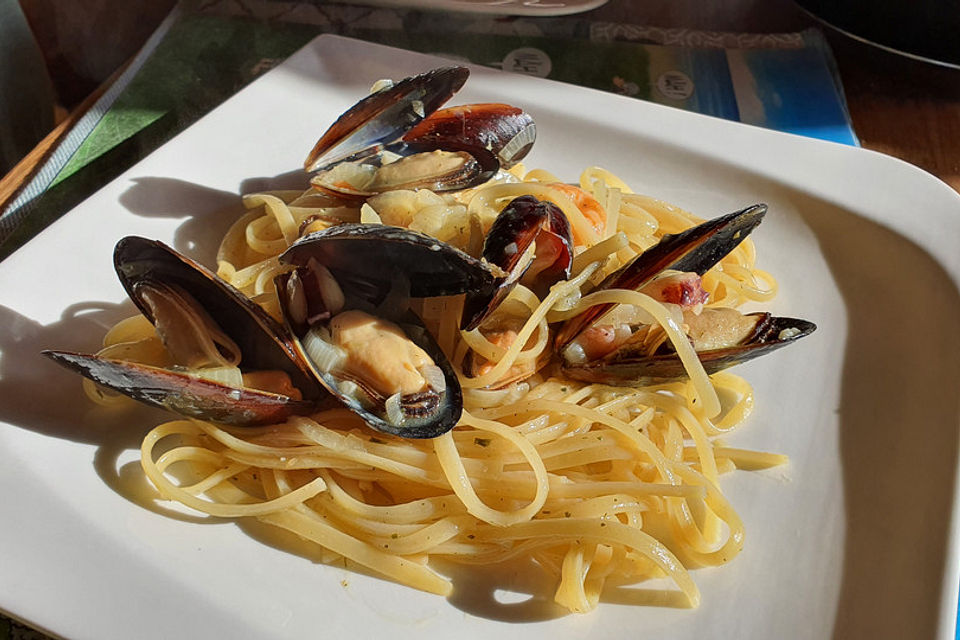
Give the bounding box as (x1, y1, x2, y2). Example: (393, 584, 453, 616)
(305, 66, 536, 198)
(43, 237, 323, 426)
(276, 224, 491, 438)
(462, 195, 573, 331)
(563, 311, 816, 385)
(557, 204, 816, 385)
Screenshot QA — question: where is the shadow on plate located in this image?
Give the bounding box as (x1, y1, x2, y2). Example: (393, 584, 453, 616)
(790, 191, 960, 640)
(116, 169, 310, 265)
(0, 170, 315, 512)
(0, 300, 158, 445)
(0, 170, 309, 446)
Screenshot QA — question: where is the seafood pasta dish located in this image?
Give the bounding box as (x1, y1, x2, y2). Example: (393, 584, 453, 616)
(44, 67, 815, 613)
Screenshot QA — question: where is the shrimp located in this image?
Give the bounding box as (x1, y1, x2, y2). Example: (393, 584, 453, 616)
(549, 183, 606, 246)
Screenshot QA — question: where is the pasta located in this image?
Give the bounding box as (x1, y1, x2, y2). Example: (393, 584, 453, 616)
(95, 166, 787, 613)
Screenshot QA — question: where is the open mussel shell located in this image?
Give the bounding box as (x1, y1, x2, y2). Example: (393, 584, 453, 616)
(563, 314, 817, 386)
(275, 271, 463, 439)
(555, 204, 767, 351)
(278, 223, 483, 437)
(305, 67, 537, 198)
(555, 203, 816, 385)
(304, 66, 469, 173)
(310, 141, 499, 199)
(114, 237, 320, 397)
(44, 237, 324, 427)
(462, 195, 573, 331)
(280, 223, 499, 301)
(43, 351, 318, 427)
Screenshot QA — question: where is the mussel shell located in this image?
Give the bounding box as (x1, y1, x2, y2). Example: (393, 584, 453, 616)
(309, 142, 498, 198)
(280, 223, 499, 301)
(388, 139, 500, 190)
(555, 204, 767, 351)
(276, 271, 462, 439)
(526, 203, 574, 294)
(461, 195, 572, 331)
(114, 237, 321, 400)
(304, 66, 469, 173)
(43, 351, 317, 427)
(402, 103, 536, 169)
(562, 314, 817, 385)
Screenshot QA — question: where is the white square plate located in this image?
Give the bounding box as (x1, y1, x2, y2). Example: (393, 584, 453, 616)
(1, 35, 959, 640)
